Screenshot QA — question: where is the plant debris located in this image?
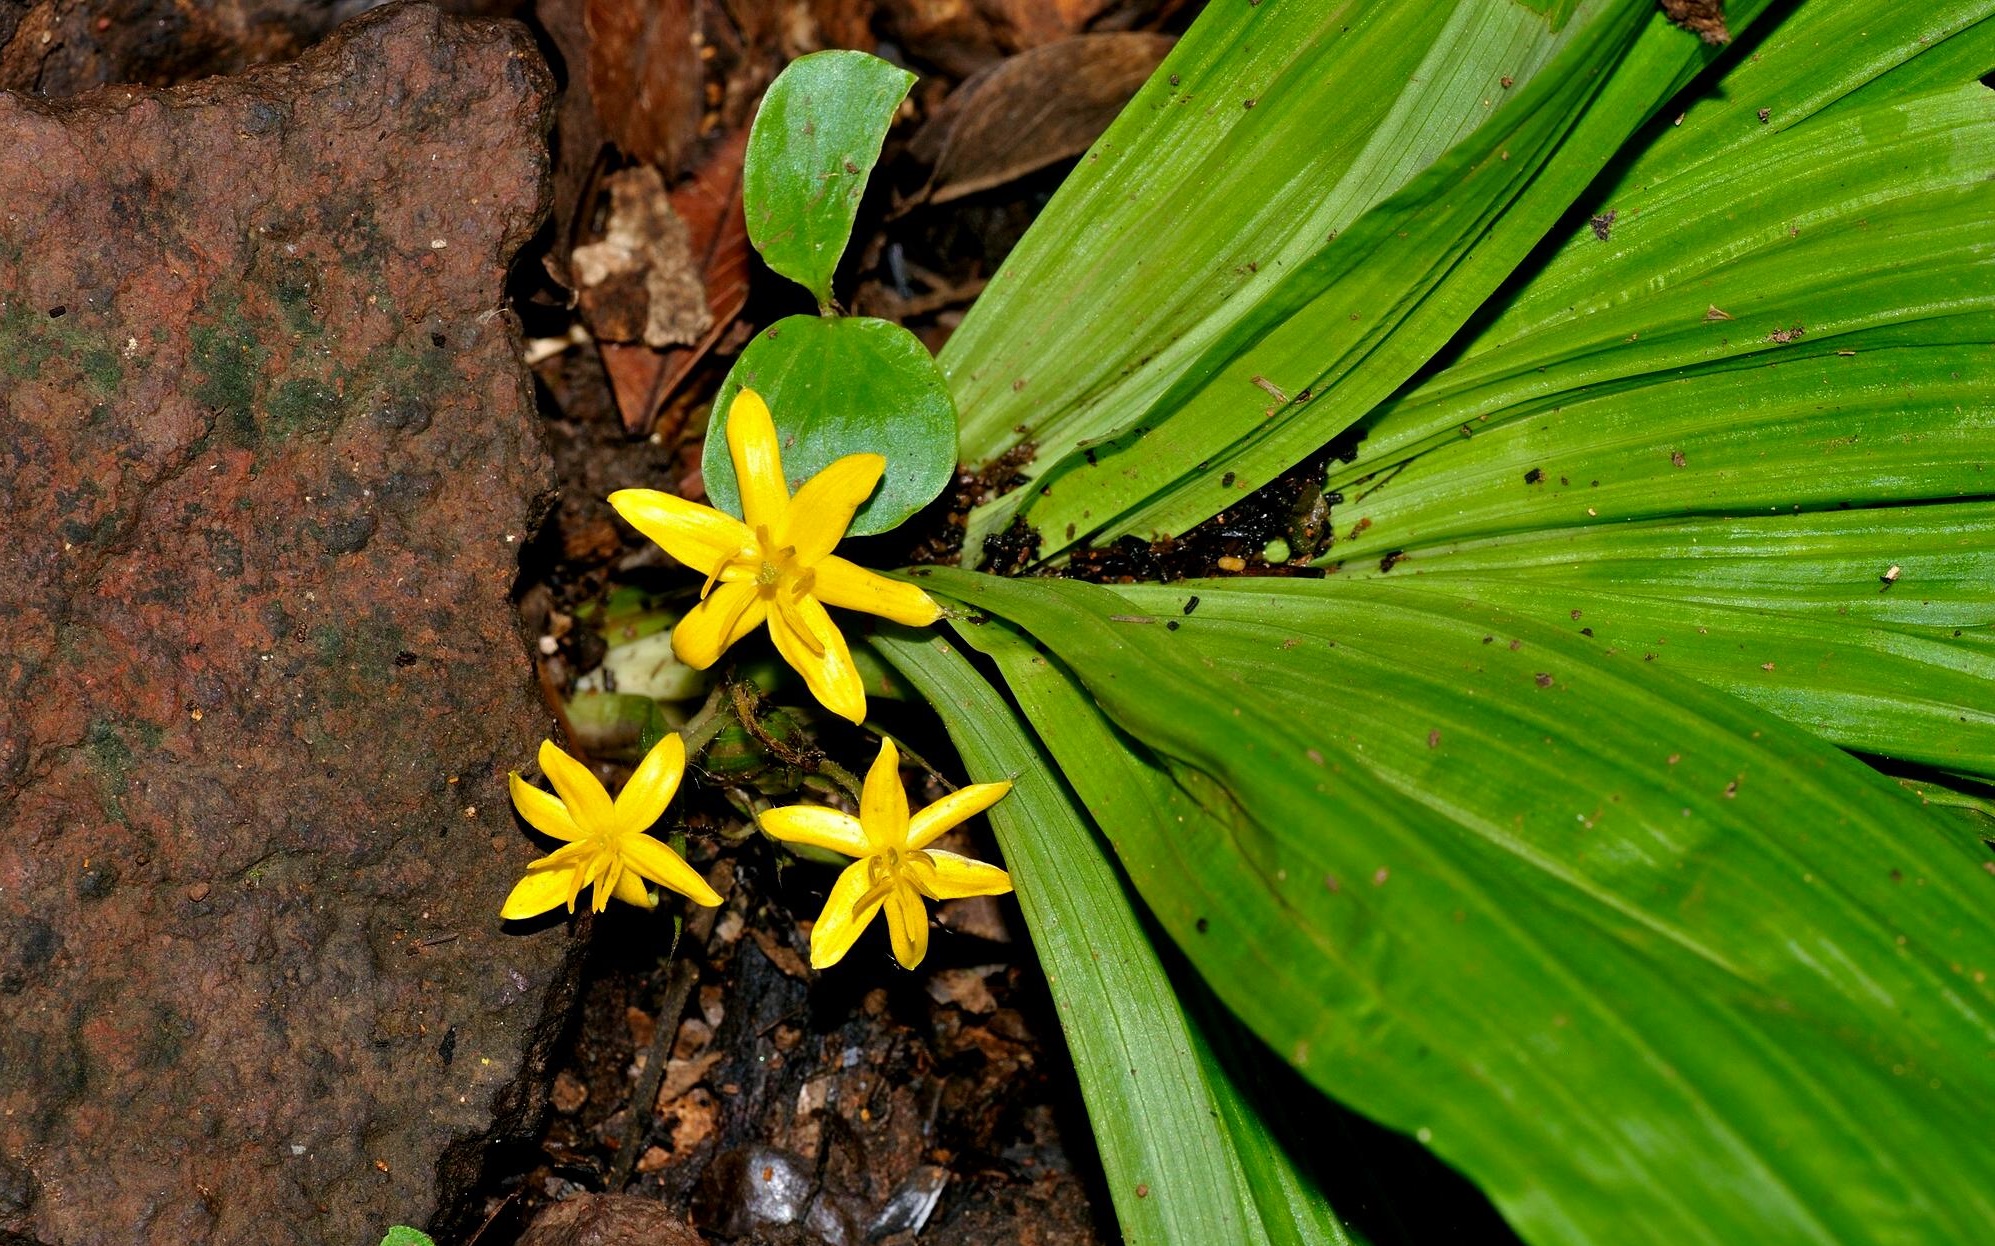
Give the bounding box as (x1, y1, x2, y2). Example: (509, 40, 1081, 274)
(1061, 437, 1355, 582)
(1659, 0, 1731, 45)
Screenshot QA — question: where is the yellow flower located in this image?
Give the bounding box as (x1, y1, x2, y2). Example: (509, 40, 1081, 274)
(501, 734, 723, 919)
(760, 738, 1013, 969)
(608, 388, 943, 725)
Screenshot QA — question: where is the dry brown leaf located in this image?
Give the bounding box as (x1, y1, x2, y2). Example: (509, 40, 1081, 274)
(535, 0, 606, 263)
(598, 127, 753, 434)
(573, 164, 713, 349)
(749, 925, 814, 980)
(926, 966, 1002, 1013)
(912, 33, 1175, 205)
(585, 0, 703, 173)
(518, 1193, 704, 1246)
(667, 1087, 721, 1151)
(657, 1050, 725, 1104)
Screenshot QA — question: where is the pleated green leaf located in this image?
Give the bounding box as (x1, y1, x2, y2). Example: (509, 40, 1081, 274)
(915, 566, 1995, 1246)
(1300, 2, 1995, 775)
(865, 627, 1353, 1246)
(942, 0, 1779, 563)
(1322, 506, 1995, 780)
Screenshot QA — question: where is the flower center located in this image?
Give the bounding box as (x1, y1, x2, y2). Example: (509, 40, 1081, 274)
(851, 847, 934, 918)
(746, 524, 812, 598)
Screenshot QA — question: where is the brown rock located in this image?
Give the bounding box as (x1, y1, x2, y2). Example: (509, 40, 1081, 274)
(0, 0, 338, 96)
(518, 1193, 703, 1246)
(0, 7, 569, 1245)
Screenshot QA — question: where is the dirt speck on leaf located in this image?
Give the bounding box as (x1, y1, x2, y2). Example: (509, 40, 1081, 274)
(1659, 0, 1731, 44)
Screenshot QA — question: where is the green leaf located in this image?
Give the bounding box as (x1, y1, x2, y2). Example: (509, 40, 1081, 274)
(379, 1229, 435, 1246)
(1322, 507, 1995, 780)
(1337, 4, 1995, 480)
(921, 566, 1995, 1246)
(744, 50, 915, 306)
(1301, 4, 1995, 774)
(866, 626, 1353, 1246)
(940, 0, 1778, 562)
(564, 691, 671, 762)
(703, 315, 956, 536)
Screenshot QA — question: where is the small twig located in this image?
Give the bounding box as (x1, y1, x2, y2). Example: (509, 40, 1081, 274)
(727, 681, 863, 802)
(535, 655, 592, 769)
(608, 888, 724, 1190)
(868, 725, 957, 794)
(755, 1003, 810, 1039)
(462, 1188, 519, 1246)
(679, 675, 735, 761)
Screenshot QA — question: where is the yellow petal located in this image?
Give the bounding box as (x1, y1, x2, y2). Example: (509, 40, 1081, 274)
(726, 389, 790, 530)
(612, 868, 658, 909)
(537, 740, 615, 830)
(906, 780, 1013, 850)
(621, 833, 723, 907)
(615, 732, 685, 835)
(591, 861, 621, 913)
(809, 858, 885, 969)
(908, 849, 1013, 900)
(609, 487, 754, 579)
(882, 881, 930, 969)
(670, 580, 768, 670)
(860, 738, 908, 848)
(501, 864, 578, 920)
(768, 593, 867, 724)
(778, 453, 885, 564)
(509, 772, 583, 842)
(812, 556, 943, 627)
(759, 805, 870, 857)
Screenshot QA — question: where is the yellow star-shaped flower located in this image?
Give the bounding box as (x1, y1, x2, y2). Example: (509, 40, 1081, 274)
(501, 733, 723, 919)
(608, 389, 942, 725)
(760, 738, 1013, 969)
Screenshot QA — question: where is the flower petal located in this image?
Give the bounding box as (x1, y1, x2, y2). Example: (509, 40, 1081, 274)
(621, 833, 723, 907)
(538, 740, 615, 830)
(860, 738, 908, 849)
(615, 732, 685, 835)
(810, 858, 885, 969)
(812, 556, 943, 627)
(759, 805, 870, 858)
(778, 453, 885, 564)
(768, 593, 867, 724)
(882, 881, 930, 969)
(671, 581, 768, 670)
(501, 863, 578, 920)
(906, 780, 1013, 850)
(591, 861, 621, 913)
(609, 488, 753, 578)
(611, 868, 658, 910)
(726, 389, 790, 530)
(908, 849, 1013, 900)
(509, 772, 584, 842)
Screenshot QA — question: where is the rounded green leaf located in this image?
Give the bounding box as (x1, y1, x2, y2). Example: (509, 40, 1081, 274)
(704, 314, 956, 537)
(744, 50, 915, 307)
